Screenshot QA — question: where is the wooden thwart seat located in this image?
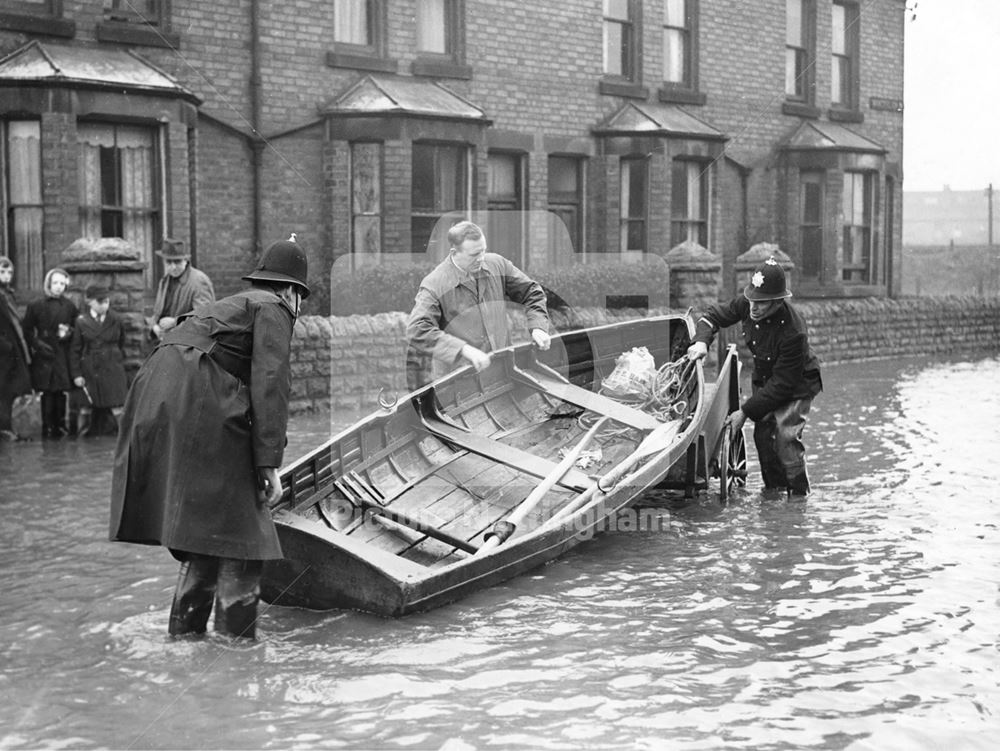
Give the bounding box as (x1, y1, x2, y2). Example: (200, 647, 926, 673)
(419, 413, 592, 492)
(513, 364, 663, 431)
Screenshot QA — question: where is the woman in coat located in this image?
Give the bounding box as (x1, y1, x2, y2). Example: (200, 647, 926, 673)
(110, 237, 309, 640)
(0, 257, 32, 441)
(22, 268, 77, 438)
(70, 285, 128, 436)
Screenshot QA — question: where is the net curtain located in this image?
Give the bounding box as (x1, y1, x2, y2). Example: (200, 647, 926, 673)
(77, 124, 157, 285)
(7, 121, 44, 290)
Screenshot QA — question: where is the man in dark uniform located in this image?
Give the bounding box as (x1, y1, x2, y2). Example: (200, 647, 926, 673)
(687, 257, 822, 498)
(110, 237, 309, 639)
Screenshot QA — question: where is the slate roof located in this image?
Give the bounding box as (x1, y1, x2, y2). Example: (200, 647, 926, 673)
(593, 101, 726, 140)
(782, 120, 886, 153)
(322, 75, 489, 123)
(0, 40, 199, 103)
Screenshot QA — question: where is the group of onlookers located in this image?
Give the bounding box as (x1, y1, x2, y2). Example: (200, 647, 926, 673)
(0, 239, 214, 442)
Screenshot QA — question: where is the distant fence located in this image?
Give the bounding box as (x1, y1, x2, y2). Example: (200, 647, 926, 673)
(289, 296, 1000, 414)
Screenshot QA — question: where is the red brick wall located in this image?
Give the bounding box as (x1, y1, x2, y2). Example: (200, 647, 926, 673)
(194, 120, 256, 298)
(2, 0, 905, 303)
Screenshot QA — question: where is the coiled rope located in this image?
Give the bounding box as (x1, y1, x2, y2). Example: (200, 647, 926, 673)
(576, 357, 697, 441)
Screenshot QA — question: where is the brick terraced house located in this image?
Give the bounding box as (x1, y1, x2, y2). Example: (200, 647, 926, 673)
(0, 0, 905, 311)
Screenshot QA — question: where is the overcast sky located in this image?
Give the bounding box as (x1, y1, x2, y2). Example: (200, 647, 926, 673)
(903, 0, 1000, 191)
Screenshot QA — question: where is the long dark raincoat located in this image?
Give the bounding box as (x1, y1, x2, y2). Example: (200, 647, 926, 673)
(109, 288, 295, 560)
(69, 310, 128, 408)
(22, 294, 77, 391)
(0, 285, 31, 397)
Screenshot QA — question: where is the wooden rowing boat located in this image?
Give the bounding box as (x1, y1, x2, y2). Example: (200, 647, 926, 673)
(261, 313, 744, 616)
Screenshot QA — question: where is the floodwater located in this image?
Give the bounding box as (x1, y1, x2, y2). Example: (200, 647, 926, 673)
(1, 354, 998, 750)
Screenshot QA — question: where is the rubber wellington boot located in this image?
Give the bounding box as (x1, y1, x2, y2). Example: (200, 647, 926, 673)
(168, 557, 219, 636)
(214, 559, 263, 639)
(786, 468, 811, 499)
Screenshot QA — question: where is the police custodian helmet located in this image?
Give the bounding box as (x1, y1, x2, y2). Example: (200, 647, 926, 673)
(242, 234, 310, 298)
(743, 257, 792, 301)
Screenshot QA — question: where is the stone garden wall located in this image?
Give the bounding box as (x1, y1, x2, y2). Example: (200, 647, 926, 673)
(289, 297, 1000, 414)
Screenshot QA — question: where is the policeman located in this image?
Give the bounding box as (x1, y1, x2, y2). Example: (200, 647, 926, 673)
(687, 258, 822, 498)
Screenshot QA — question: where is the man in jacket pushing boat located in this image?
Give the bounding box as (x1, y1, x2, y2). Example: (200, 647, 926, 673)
(405, 220, 552, 389)
(687, 258, 822, 498)
(109, 237, 309, 639)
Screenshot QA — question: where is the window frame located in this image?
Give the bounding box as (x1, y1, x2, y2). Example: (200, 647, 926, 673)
(410, 141, 470, 256)
(619, 156, 649, 258)
(601, 0, 645, 97)
(76, 121, 164, 288)
(0, 0, 75, 37)
(96, 0, 178, 47)
(785, 0, 816, 103)
(349, 141, 384, 258)
(658, 0, 705, 105)
(799, 169, 825, 281)
(327, 0, 397, 73)
(547, 155, 585, 257)
(411, 0, 470, 79)
(670, 158, 710, 248)
(830, 0, 861, 113)
(841, 170, 874, 284)
(1, 120, 45, 291)
(486, 150, 528, 267)
(883, 176, 895, 288)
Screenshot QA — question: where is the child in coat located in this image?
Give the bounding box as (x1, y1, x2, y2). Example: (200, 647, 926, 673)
(22, 268, 77, 438)
(70, 285, 128, 436)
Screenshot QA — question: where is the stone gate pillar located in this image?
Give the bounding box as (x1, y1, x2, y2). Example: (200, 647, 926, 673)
(60, 238, 148, 374)
(662, 240, 721, 311)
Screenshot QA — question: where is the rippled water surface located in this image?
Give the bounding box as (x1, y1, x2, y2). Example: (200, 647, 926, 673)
(1, 355, 998, 749)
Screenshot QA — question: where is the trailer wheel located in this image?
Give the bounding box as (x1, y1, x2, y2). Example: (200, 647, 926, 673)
(719, 426, 747, 504)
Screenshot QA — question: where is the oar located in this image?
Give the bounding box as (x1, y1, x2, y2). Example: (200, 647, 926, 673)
(594, 418, 682, 492)
(544, 418, 683, 528)
(476, 415, 610, 555)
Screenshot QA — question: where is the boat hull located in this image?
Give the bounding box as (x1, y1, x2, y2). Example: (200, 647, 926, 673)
(262, 314, 740, 616)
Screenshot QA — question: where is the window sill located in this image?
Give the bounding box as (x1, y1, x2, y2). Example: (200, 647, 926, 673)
(410, 59, 472, 80)
(326, 51, 399, 74)
(828, 108, 864, 124)
(657, 87, 706, 106)
(782, 100, 821, 119)
(599, 79, 648, 99)
(0, 12, 75, 37)
(96, 22, 179, 48)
